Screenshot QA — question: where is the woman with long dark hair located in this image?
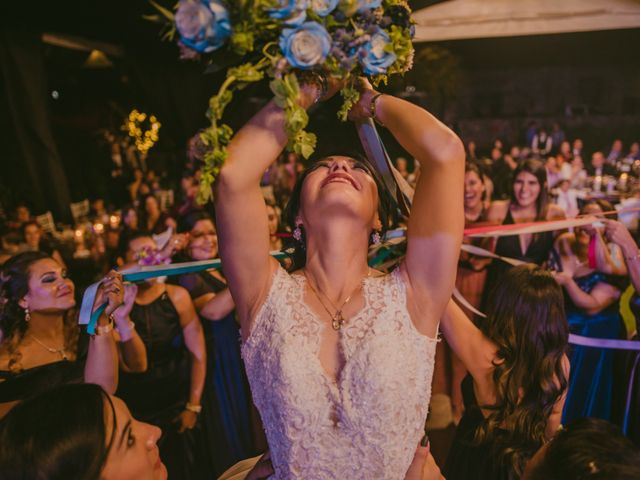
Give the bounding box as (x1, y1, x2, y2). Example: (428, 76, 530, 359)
(483, 158, 565, 306)
(214, 74, 464, 476)
(0, 383, 166, 480)
(0, 251, 146, 418)
(442, 264, 570, 479)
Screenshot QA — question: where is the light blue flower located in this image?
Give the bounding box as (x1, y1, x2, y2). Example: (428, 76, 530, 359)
(175, 0, 232, 53)
(359, 27, 397, 75)
(279, 21, 332, 70)
(268, 0, 308, 26)
(310, 0, 338, 16)
(357, 0, 382, 12)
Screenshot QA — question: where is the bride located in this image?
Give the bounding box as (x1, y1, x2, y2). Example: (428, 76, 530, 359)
(214, 78, 464, 478)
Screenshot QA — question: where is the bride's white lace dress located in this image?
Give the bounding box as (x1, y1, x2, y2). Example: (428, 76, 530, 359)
(242, 266, 438, 479)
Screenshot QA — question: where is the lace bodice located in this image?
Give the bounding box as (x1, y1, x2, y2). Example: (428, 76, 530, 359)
(242, 266, 438, 479)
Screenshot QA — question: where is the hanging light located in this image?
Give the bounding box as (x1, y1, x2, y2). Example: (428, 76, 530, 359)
(83, 50, 113, 68)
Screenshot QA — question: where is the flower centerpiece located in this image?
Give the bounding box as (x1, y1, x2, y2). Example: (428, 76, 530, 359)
(150, 0, 415, 202)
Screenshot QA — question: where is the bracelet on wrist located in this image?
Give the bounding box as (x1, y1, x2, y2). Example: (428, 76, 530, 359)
(369, 93, 385, 127)
(94, 316, 115, 336)
(185, 403, 202, 414)
(625, 251, 640, 262)
(115, 319, 136, 343)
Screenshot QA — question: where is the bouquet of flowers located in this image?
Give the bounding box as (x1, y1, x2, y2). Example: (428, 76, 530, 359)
(150, 0, 415, 202)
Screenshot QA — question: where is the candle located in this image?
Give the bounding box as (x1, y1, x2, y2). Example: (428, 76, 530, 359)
(594, 175, 602, 192)
(620, 173, 629, 190)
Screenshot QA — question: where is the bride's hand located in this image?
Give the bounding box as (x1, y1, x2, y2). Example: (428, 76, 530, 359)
(347, 78, 380, 122)
(246, 450, 273, 480)
(405, 438, 445, 480)
(299, 72, 344, 107)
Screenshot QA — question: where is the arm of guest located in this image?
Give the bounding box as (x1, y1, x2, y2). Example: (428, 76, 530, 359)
(84, 272, 124, 394)
(113, 317, 147, 373)
(558, 275, 620, 316)
(194, 290, 235, 321)
(169, 285, 206, 412)
(604, 219, 640, 288)
(84, 311, 119, 394)
(440, 300, 497, 395)
(593, 230, 628, 276)
(110, 283, 147, 373)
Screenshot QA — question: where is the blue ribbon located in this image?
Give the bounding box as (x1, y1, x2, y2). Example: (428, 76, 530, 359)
(79, 252, 287, 333)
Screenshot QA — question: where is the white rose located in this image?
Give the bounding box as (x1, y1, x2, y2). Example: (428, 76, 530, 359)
(175, 1, 213, 38)
(293, 32, 324, 65)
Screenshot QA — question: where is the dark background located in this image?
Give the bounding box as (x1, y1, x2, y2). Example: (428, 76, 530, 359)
(1, 0, 638, 220)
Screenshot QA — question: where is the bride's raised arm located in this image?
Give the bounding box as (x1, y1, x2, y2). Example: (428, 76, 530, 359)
(352, 84, 465, 335)
(214, 82, 322, 334)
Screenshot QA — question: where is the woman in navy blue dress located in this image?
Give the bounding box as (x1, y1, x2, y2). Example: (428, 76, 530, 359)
(175, 212, 257, 475)
(554, 201, 628, 423)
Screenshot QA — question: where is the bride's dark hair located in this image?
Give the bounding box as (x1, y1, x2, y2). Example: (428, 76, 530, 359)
(283, 151, 397, 269)
(477, 264, 569, 476)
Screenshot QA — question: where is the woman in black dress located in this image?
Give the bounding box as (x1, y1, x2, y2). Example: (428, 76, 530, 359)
(483, 159, 565, 306)
(442, 265, 569, 480)
(116, 231, 208, 479)
(175, 212, 257, 475)
(0, 251, 146, 418)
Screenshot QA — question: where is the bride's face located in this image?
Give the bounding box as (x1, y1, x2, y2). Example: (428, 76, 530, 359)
(299, 156, 380, 232)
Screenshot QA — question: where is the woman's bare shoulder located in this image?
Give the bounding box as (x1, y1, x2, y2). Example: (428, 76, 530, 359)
(486, 200, 510, 222)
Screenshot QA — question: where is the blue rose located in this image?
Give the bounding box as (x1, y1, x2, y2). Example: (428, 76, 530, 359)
(268, 0, 308, 26)
(279, 21, 332, 70)
(357, 0, 382, 12)
(359, 28, 397, 75)
(175, 0, 231, 53)
(310, 0, 338, 16)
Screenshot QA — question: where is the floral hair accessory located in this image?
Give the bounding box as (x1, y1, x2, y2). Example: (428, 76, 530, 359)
(149, 0, 416, 203)
(135, 246, 172, 267)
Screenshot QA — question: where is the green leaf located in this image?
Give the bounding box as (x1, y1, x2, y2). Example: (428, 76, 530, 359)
(295, 131, 317, 159)
(142, 14, 162, 23)
(286, 107, 308, 133)
(337, 83, 360, 121)
(148, 0, 175, 21)
(230, 27, 255, 56)
(208, 90, 233, 121)
(228, 62, 264, 83)
(338, 0, 359, 17)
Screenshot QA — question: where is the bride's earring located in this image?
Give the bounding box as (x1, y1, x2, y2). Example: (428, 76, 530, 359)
(293, 224, 303, 242)
(371, 231, 382, 245)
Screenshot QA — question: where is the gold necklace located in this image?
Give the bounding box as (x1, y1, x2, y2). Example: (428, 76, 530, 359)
(304, 271, 368, 330)
(29, 334, 68, 360)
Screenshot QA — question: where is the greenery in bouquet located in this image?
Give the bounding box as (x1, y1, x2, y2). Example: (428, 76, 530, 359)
(150, 0, 415, 202)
